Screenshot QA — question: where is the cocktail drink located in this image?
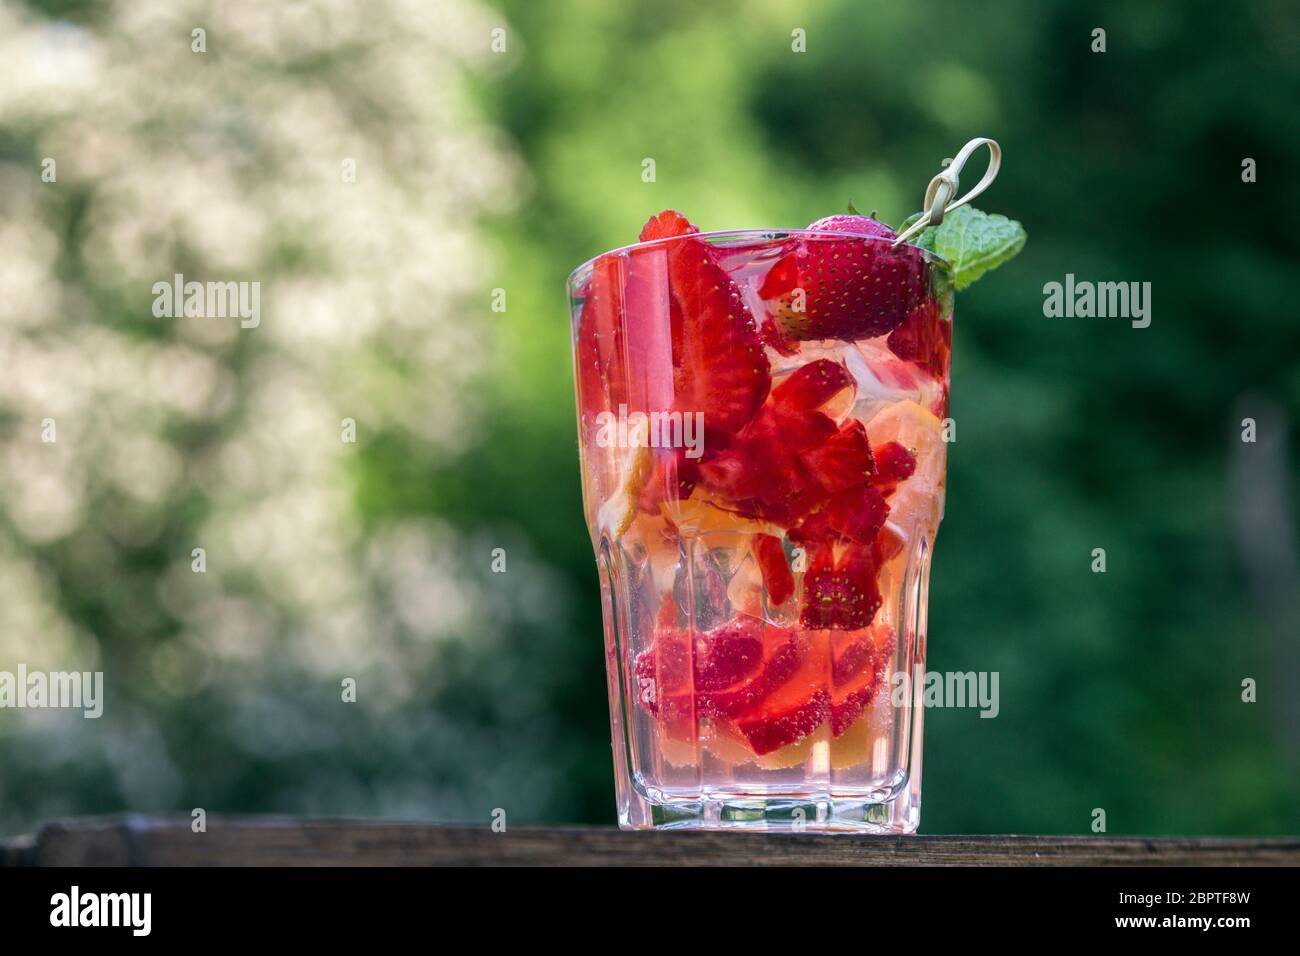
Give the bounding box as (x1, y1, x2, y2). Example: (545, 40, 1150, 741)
(569, 208, 952, 832)
(568, 154, 1022, 832)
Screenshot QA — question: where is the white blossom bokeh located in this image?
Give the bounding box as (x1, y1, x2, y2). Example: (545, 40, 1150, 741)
(0, 0, 570, 828)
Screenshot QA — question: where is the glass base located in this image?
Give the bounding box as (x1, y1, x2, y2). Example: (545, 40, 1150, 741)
(618, 794, 920, 833)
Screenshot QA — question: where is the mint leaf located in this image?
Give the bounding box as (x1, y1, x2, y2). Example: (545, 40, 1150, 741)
(899, 205, 1026, 290)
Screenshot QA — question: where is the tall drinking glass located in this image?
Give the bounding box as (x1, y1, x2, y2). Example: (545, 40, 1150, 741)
(568, 227, 953, 831)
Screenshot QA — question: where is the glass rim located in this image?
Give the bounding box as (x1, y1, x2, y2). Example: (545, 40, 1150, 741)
(567, 227, 952, 291)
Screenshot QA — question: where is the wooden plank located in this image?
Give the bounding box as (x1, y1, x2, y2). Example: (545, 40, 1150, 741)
(2, 816, 1296, 866)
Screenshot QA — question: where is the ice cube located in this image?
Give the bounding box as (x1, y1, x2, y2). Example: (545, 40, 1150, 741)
(845, 338, 942, 423)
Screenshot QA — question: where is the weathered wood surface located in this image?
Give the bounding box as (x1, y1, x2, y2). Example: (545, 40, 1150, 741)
(1, 816, 1295, 866)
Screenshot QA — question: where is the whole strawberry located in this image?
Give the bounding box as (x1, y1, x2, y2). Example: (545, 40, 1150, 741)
(805, 213, 898, 239)
(759, 213, 928, 344)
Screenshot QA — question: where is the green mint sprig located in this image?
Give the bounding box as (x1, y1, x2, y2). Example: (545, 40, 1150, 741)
(898, 205, 1027, 290)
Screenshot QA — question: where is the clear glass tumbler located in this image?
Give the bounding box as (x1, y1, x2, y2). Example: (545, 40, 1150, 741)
(568, 226, 953, 831)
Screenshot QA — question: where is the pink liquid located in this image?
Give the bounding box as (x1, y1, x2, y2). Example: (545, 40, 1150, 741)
(571, 230, 952, 831)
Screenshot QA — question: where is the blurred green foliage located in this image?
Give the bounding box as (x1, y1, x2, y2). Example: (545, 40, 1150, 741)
(472, 0, 1300, 832)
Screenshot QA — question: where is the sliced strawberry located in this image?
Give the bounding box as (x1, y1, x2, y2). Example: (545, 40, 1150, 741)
(887, 298, 951, 380)
(798, 542, 883, 630)
(633, 629, 687, 720)
(698, 365, 876, 526)
(801, 420, 875, 494)
(577, 247, 675, 440)
(869, 441, 917, 499)
(579, 211, 770, 514)
(716, 625, 890, 753)
(831, 631, 878, 685)
(698, 405, 836, 524)
(736, 690, 829, 756)
(832, 678, 879, 736)
(872, 441, 917, 483)
(790, 485, 890, 547)
(619, 250, 678, 418)
(640, 212, 770, 438)
(693, 620, 764, 692)
(633, 594, 689, 721)
(753, 533, 794, 606)
(635, 617, 807, 724)
(640, 210, 700, 242)
(699, 625, 804, 717)
(830, 628, 889, 736)
(771, 358, 855, 411)
(666, 259, 770, 436)
(775, 407, 841, 452)
(760, 221, 928, 344)
(759, 314, 802, 357)
(695, 448, 751, 499)
(575, 254, 626, 438)
(733, 633, 830, 755)
(805, 214, 898, 239)
(757, 249, 801, 299)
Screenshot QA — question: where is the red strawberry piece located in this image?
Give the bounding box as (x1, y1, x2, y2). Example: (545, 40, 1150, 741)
(733, 633, 830, 755)
(633, 629, 688, 719)
(729, 474, 828, 527)
(633, 653, 659, 716)
(577, 245, 677, 441)
(830, 628, 889, 735)
(577, 210, 770, 511)
(832, 676, 880, 735)
(695, 448, 751, 499)
(736, 689, 829, 755)
(757, 251, 801, 299)
(798, 542, 883, 630)
(827, 487, 890, 542)
(636, 212, 770, 437)
(757, 405, 839, 453)
(771, 358, 855, 411)
(760, 217, 928, 344)
(693, 621, 764, 692)
(574, 209, 764, 452)
(831, 631, 878, 685)
(872, 441, 917, 483)
(636, 618, 808, 726)
(805, 214, 897, 240)
(575, 254, 627, 438)
(801, 420, 875, 494)
(760, 319, 802, 357)
(699, 625, 804, 717)
(698, 405, 836, 524)
(932, 385, 950, 421)
(633, 593, 687, 720)
(666, 261, 771, 436)
(753, 533, 795, 606)
(790, 485, 890, 547)
(640, 210, 700, 242)
(620, 248, 680, 419)
(887, 298, 951, 380)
